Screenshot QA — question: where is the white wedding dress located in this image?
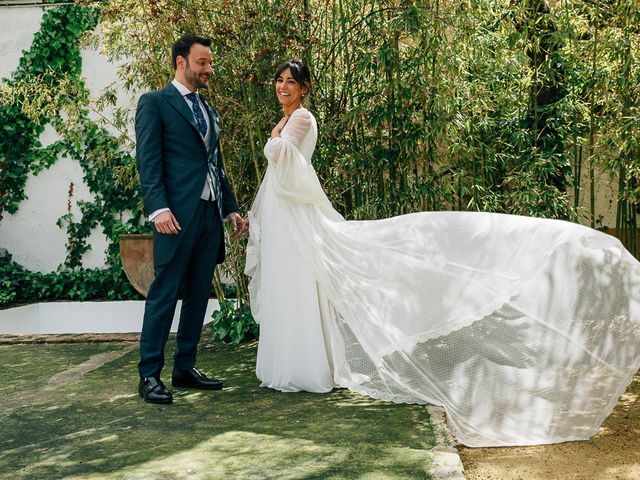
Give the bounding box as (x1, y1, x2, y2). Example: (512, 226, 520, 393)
(245, 107, 640, 447)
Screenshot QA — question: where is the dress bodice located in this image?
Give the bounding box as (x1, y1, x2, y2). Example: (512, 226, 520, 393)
(264, 107, 317, 165)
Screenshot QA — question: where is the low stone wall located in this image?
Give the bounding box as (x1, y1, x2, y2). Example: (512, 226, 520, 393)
(0, 300, 220, 334)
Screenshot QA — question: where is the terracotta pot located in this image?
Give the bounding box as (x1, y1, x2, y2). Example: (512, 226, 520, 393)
(119, 234, 154, 297)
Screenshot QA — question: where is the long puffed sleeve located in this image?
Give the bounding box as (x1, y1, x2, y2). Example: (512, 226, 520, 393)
(264, 108, 312, 162)
(281, 109, 312, 146)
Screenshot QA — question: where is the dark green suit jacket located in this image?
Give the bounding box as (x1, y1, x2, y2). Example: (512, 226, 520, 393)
(135, 83, 239, 267)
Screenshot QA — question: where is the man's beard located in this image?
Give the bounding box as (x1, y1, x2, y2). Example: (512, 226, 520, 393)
(185, 61, 208, 89)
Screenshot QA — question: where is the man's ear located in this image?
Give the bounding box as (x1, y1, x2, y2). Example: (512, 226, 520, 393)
(176, 55, 185, 70)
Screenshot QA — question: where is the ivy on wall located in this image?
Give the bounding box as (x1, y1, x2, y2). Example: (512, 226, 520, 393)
(0, 3, 147, 305)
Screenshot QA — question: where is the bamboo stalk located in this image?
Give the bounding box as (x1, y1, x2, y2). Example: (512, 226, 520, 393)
(426, 0, 440, 211)
(213, 269, 225, 302)
(562, 0, 582, 212)
(588, 23, 598, 229)
(616, 7, 636, 255)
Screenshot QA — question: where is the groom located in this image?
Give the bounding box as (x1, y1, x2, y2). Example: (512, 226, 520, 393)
(135, 34, 244, 404)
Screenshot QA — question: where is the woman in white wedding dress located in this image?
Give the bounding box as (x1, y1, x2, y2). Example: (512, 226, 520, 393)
(245, 60, 640, 447)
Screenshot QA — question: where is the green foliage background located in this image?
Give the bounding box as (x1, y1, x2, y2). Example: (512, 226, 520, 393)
(1, 0, 639, 313)
(100, 0, 640, 297)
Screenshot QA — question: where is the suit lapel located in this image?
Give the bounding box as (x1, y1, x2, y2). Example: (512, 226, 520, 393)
(162, 84, 207, 150)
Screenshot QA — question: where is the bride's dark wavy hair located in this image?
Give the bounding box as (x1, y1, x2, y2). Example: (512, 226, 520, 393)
(273, 60, 311, 91)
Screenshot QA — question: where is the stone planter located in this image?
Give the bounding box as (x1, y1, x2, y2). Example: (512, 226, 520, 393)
(119, 234, 154, 297)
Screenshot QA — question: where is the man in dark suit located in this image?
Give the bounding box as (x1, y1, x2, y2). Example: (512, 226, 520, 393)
(135, 34, 244, 404)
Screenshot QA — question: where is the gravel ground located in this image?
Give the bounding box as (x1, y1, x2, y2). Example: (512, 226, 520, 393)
(458, 371, 640, 480)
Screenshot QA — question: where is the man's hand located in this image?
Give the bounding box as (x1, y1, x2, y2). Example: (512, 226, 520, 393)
(227, 212, 245, 239)
(154, 211, 181, 235)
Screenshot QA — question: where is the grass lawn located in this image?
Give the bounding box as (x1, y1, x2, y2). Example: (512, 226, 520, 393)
(0, 336, 437, 479)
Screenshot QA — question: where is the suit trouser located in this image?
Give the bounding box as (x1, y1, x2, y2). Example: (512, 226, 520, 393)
(138, 199, 222, 379)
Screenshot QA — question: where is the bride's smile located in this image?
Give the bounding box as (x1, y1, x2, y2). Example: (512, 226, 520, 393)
(275, 68, 307, 115)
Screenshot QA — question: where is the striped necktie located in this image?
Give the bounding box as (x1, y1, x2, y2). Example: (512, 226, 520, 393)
(187, 92, 224, 219)
(185, 92, 207, 137)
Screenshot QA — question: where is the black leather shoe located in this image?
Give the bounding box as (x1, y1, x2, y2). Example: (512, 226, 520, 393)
(172, 367, 224, 390)
(138, 377, 173, 404)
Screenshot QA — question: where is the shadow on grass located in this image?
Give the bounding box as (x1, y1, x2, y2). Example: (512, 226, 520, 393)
(0, 337, 436, 479)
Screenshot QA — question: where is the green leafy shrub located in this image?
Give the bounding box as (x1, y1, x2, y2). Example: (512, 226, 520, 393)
(0, 251, 141, 307)
(210, 299, 258, 344)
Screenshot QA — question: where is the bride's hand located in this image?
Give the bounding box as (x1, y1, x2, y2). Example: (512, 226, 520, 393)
(227, 212, 245, 239)
(270, 116, 289, 139)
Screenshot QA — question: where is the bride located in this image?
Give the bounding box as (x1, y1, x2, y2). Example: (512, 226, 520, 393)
(244, 59, 640, 447)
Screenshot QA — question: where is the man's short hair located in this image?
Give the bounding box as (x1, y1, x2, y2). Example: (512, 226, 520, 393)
(171, 34, 212, 69)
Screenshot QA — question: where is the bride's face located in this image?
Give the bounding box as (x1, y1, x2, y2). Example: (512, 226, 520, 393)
(275, 68, 307, 110)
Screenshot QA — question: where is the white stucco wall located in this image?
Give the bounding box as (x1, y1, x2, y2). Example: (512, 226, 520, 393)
(0, 8, 43, 76)
(0, 6, 134, 272)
